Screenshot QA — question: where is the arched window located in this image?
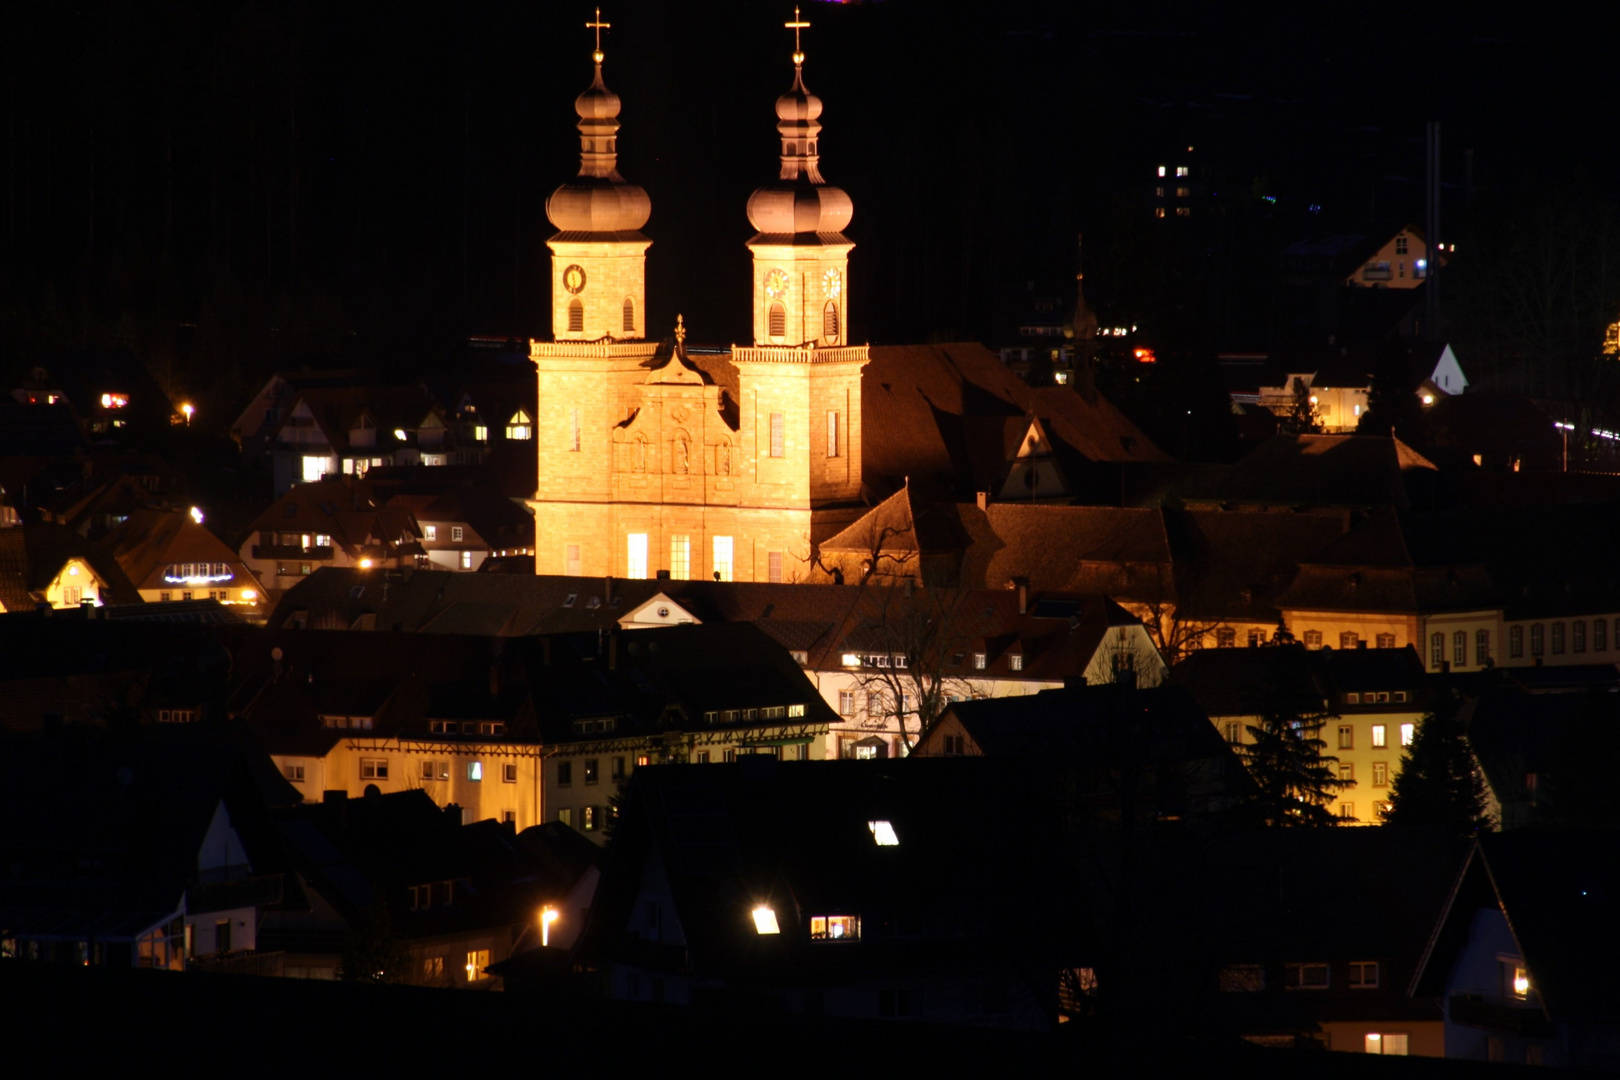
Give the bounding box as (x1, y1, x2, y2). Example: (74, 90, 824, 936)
(768, 302, 786, 339)
(823, 301, 840, 343)
(622, 296, 635, 334)
(568, 299, 584, 333)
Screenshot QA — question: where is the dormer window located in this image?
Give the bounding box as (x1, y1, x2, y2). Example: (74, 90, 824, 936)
(506, 411, 532, 440)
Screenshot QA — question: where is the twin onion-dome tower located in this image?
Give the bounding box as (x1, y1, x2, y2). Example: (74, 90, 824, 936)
(529, 8, 869, 585)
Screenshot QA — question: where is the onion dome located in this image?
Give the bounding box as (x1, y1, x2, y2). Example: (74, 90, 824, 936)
(546, 61, 650, 234)
(746, 58, 852, 237)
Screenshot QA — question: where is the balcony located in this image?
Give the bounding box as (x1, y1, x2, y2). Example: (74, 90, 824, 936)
(251, 544, 336, 561)
(1449, 992, 1553, 1036)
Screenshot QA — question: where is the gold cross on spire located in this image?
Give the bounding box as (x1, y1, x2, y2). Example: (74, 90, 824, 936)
(786, 5, 809, 65)
(587, 8, 610, 63)
(674, 314, 686, 345)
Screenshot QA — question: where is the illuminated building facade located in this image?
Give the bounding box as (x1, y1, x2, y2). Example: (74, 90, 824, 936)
(530, 12, 866, 585)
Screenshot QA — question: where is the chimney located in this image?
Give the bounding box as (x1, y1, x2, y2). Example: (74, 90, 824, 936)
(608, 632, 618, 671)
(1017, 580, 1028, 616)
(976, 491, 989, 511)
(604, 574, 614, 606)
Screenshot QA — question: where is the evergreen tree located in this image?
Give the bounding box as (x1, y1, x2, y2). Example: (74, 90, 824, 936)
(1383, 690, 1492, 836)
(1279, 377, 1323, 436)
(1239, 708, 1353, 827)
(338, 901, 413, 983)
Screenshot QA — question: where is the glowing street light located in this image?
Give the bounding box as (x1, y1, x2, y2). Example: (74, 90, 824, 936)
(189, 506, 204, 524)
(752, 905, 780, 935)
(540, 906, 559, 947)
(181, 402, 195, 425)
(358, 557, 374, 569)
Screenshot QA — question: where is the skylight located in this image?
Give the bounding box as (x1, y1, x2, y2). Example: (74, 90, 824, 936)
(868, 820, 899, 846)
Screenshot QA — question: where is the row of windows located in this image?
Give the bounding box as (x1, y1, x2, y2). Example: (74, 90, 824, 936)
(1220, 960, 1380, 992)
(1429, 629, 1492, 668)
(420, 525, 465, 542)
(556, 804, 610, 831)
(1210, 629, 1400, 650)
(1224, 721, 1413, 750)
(1508, 618, 1616, 659)
(426, 720, 506, 737)
(622, 533, 774, 582)
(701, 704, 807, 723)
(358, 758, 516, 783)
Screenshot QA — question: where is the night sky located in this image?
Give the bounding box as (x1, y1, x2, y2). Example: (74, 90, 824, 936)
(2, 1, 1614, 395)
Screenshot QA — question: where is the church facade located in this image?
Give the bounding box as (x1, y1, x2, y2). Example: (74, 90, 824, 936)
(529, 23, 866, 585)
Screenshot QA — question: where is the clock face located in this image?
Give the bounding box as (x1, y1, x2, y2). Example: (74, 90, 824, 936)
(563, 264, 587, 295)
(764, 268, 789, 301)
(823, 268, 842, 300)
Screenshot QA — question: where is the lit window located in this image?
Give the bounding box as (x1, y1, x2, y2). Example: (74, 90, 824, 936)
(1371, 724, 1387, 748)
(582, 805, 598, 831)
(506, 410, 532, 440)
(1511, 964, 1530, 1000)
(1176, 166, 1188, 177)
(584, 759, 599, 785)
(1157, 166, 1166, 177)
(1400, 723, 1415, 747)
(752, 906, 780, 935)
(809, 914, 860, 941)
(868, 820, 899, 846)
(973, 652, 987, 670)
(302, 455, 330, 483)
(1155, 207, 1166, 219)
(841, 653, 861, 668)
(467, 761, 482, 781)
(466, 949, 490, 982)
(1009, 654, 1024, 672)
(474, 424, 488, 442)
(627, 533, 649, 579)
(713, 536, 734, 582)
(669, 535, 691, 580)
(1223, 721, 1241, 744)
(1365, 1033, 1408, 1056)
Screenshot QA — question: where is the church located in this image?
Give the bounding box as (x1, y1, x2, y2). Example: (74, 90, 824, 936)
(529, 11, 1164, 585)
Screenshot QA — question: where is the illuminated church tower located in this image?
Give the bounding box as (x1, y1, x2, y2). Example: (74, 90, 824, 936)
(733, 6, 867, 509)
(544, 11, 650, 341)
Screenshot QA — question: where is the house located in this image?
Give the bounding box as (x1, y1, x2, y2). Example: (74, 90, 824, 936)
(1205, 828, 1466, 1055)
(0, 521, 142, 611)
(1411, 832, 1620, 1067)
(239, 477, 425, 596)
(263, 384, 447, 494)
(12, 351, 178, 442)
(1173, 644, 1429, 824)
(102, 508, 264, 611)
(230, 620, 837, 843)
(0, 733, 297, 972)
(576, 757, 1086, 1027)
(915, 682, 1248, 821)
(262, 788, 597, 985)
(380, 478, 535, 570)
(1343, 225, 1443, 289)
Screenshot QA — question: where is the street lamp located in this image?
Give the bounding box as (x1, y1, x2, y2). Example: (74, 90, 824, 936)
(540, 906, 559, 947)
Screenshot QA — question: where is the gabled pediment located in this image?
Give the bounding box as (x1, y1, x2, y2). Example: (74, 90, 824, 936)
(620, 592, 702, 628)
(644, 351, 709, 386)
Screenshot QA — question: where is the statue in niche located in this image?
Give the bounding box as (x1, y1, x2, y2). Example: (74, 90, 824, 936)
(633, 435, 647, 473)
(674, 436, 689, 474)
(717, 441, 732, 476)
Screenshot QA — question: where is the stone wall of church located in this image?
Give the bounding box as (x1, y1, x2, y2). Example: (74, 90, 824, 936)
(532, 500, 813, 583)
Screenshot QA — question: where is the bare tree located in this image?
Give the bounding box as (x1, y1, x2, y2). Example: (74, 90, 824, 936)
(846, 580, 990, 754)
